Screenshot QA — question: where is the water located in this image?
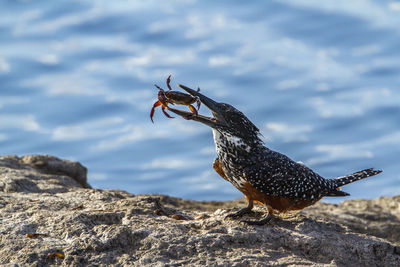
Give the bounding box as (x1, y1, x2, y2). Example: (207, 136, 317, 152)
(1, 0, 399, 202)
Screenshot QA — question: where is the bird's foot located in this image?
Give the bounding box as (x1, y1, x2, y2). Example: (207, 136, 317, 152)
(225, 206, 253, 219)
(241, 213, 273, 226)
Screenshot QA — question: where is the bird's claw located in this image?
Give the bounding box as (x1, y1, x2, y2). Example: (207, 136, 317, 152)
(225, 206, 254, 219)
(240, 214, 273, 226)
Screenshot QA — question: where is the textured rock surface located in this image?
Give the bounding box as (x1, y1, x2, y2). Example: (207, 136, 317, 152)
(0, 155, 399, 266)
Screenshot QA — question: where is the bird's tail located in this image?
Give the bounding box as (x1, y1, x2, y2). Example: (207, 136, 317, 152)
(333, 168, 382, 187)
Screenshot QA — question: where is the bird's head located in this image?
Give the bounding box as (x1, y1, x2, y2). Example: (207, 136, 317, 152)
(168, 84, 261, 144)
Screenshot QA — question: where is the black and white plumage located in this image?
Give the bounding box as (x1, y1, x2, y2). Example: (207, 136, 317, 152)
(168, 84, 382, 222)
(208, 104, 380, 201)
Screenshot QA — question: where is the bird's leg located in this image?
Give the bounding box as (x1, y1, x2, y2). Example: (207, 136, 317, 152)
(226, 194, 274, 225)
(212, 158, 271, 224)
(225, 195, 254, 219)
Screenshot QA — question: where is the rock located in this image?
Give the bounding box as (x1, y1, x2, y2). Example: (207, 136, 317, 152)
(0, 155, 399, 266)
(21, 154, 90, 189)
(0, 155, 90, 193)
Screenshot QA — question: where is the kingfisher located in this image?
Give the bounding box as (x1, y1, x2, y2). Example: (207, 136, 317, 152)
(168, 84, 382, 225)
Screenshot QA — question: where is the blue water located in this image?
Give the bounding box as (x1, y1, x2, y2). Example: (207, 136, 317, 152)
(1, 0, 399, 202)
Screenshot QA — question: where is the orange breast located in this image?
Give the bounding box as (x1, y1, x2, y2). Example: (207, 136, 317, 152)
(213, 159, 230, 182)
(239, 182, 322, 212)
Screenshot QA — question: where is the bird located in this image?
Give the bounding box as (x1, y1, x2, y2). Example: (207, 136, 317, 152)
(167, 84, 382, 225)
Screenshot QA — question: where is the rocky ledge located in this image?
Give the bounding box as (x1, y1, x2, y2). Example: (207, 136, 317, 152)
(0, 155, 399, 266)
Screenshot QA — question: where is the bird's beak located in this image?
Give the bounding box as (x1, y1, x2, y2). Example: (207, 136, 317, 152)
(167, 84, 225, 128)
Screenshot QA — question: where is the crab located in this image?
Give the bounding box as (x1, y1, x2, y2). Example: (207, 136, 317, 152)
(150, 75, 201, 123)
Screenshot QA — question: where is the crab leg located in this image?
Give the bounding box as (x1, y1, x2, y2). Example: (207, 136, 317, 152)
(162, 105, 174, 118)
(195, 97, 201, 111)
(166, 75, 173, 91)
(150, 101, 162, 123)
(188, 105, 198, 115)
(154, 84, 164, 91)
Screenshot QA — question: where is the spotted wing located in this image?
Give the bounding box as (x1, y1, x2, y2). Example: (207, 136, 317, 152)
(243, 149, 335, 199)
